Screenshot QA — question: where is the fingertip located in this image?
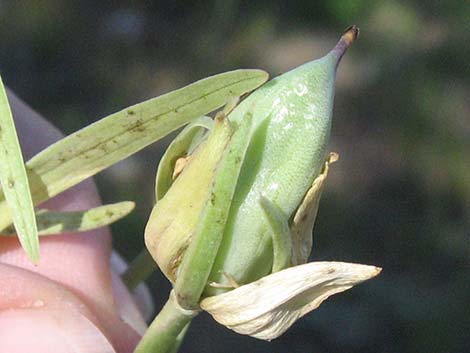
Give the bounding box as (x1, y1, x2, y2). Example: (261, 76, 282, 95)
(0, 309, 117, 353)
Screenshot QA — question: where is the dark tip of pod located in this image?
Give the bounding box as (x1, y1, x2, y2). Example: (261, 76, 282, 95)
(330, 25, 360, 64)
(342, 25, 360, 45)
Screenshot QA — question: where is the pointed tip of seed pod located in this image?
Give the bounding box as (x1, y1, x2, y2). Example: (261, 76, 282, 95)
(342, 25, 359, 46)
(330, 25, 360, 63)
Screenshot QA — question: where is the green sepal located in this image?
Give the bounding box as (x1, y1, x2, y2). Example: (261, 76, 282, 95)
(145, 115, 233, 284)
(155, 116, 213, 201)
(174, 111, 254, 309)
(259, 196, 292, 272)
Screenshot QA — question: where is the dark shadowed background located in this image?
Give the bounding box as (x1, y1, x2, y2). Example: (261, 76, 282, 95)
(1, 1, 468, 352)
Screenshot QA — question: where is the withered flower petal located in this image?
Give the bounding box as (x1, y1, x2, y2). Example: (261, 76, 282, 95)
(201, 261, 381, 340)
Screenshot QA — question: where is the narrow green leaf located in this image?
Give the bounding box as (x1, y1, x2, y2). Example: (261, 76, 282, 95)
(0, 76, 39, 262)
(1, 201, 134, 236)
(0, 69, 269, 230)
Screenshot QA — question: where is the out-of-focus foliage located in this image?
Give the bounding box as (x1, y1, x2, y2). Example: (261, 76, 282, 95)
(1, 1, 468, 352)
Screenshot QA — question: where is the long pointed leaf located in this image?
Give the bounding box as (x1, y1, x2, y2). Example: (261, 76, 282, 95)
(1, 201, 134, 236)
(0, 69, 268, 230)
(0, 76, 39, 262)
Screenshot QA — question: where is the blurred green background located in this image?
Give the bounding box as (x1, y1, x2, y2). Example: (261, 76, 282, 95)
(1, 1, 468, 352)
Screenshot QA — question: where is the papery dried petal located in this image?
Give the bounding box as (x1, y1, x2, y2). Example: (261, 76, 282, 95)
(290, 152, 338, 265)
(201, 261, 381, 340)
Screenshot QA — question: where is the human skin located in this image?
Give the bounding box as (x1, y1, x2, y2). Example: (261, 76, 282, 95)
(0, 90, 146, 353)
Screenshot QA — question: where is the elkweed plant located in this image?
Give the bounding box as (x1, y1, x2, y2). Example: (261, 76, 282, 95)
(0, 26, 380, 353)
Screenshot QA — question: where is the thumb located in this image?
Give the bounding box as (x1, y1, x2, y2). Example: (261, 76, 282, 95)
(0, 90, 144, 352)
(0, 263, 118, 353)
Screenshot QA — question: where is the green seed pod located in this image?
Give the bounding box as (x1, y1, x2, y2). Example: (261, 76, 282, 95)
(206, 28, 358, 294)
(145, 26, 359, 307)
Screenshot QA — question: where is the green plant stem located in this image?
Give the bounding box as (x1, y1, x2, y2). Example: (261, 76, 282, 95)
(169, 323, 190, 353)
(134, 291, 198, 353)
(122, 249, 156, 290)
